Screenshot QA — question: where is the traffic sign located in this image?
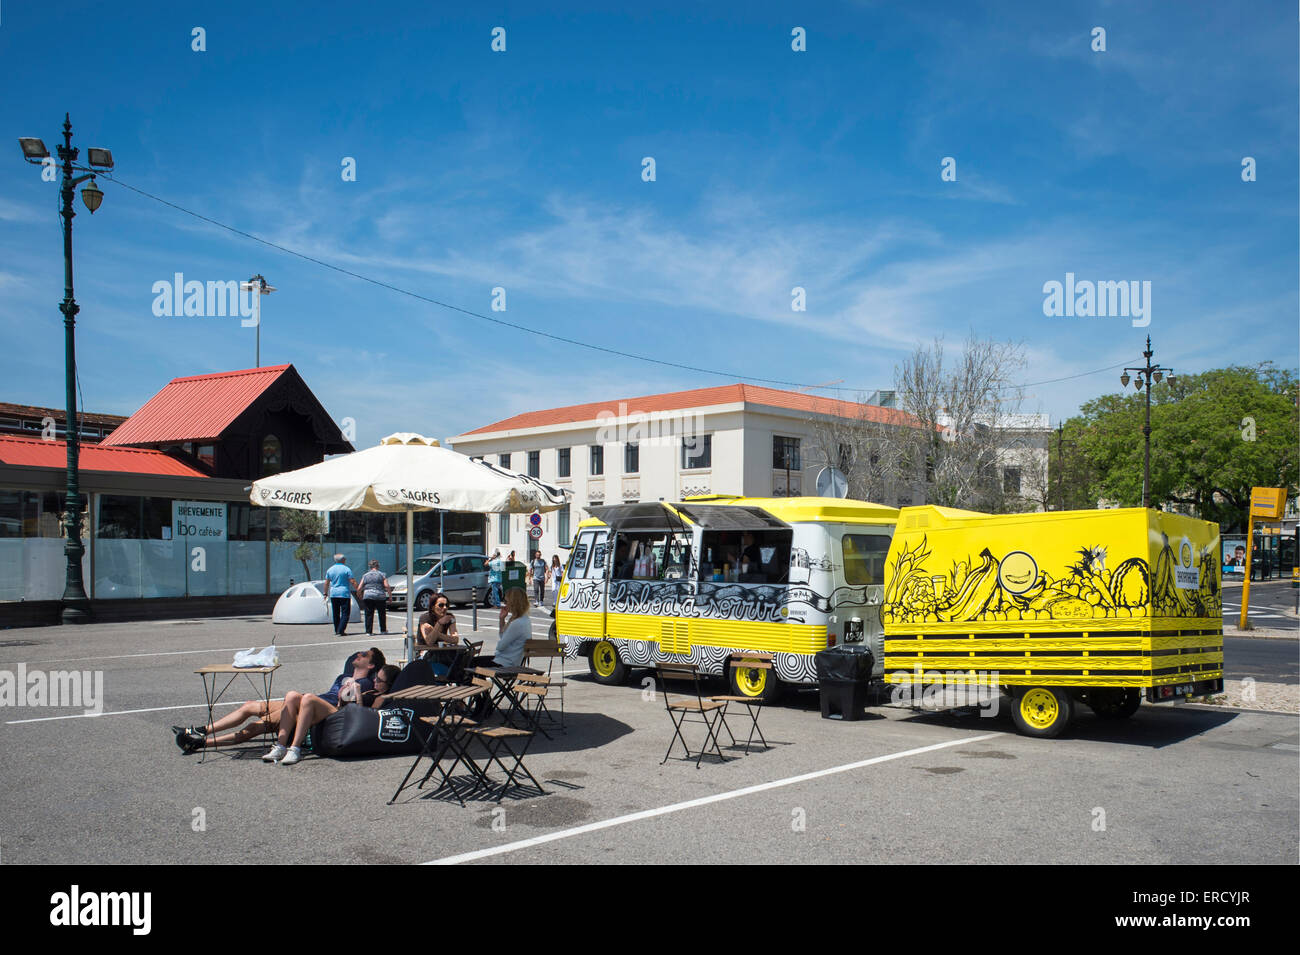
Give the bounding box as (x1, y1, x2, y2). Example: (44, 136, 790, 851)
(529, 512, 542, 526)
(528, 525, 543, 540)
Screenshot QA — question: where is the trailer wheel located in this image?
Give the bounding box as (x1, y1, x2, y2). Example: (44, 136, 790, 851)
(1089, 687, 1142, 720)
(1011, 687, 1074, 738)
(729, 661, 782, 703)
(588, 639, 628, 685)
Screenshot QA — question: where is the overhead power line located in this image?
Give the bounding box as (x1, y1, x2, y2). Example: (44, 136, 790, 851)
(104, 174, 1137, 396)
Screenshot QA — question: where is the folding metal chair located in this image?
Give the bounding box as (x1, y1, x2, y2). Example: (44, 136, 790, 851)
(656, 663, 729, 768)
(463, 677, 550, 801)
(709, 651, 773, 754)
(523, 639, 568, 731)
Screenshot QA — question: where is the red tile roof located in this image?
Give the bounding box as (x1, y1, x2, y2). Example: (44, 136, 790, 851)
(0, 436, 210, 477)
(458, 383, 922, 435)
(102, 365, 292, 446)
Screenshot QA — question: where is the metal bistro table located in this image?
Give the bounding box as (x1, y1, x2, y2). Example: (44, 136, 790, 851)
(192, 663, 280, 762)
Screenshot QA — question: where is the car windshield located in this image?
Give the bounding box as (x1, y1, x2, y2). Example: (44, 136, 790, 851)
(413, 557, 440, 576)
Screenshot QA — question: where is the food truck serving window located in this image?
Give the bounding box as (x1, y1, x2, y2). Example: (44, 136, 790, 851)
(842, 532, 891, 585)
(698, 528, 792, 584)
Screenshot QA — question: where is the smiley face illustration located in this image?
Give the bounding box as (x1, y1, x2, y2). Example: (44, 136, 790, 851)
(997, 551, 1039, 594)
(1179, 538, 1193, 568)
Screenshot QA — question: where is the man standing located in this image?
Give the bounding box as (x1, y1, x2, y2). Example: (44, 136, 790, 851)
(488, 549, 504, 607)
(531, 550, 548, 605)
(324, 554, 355, 635)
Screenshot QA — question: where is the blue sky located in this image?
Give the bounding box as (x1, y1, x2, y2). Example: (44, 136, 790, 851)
(1, 1, 1296, 448)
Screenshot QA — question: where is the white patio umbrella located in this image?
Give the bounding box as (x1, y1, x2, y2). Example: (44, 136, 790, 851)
(250, 433, 569, 663)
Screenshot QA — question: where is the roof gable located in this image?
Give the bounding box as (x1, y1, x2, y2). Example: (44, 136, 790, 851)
(102, 364, 351, 452)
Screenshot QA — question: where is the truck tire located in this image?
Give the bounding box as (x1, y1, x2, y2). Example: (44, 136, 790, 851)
(1011, 686, 1074, 738)
(1089, 687, 1142, 720)
(728, 660, 782, 703)
(588, 639, 629, 685)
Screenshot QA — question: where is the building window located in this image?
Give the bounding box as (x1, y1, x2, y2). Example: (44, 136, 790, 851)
(624, 442, 639, 474)
(196, 444, 215, 469)
(773, 436, 801, 471)
(498, 513, 510, 545)
(527, 450, 540, 478)
(1004, 467, 1022, 495)
(260, 435, 282, 476)
(590, 445, 604, 476)
(557, 447, 571, 478)
(682, 434, 711, 470)
(557, 506, 571, 546)
(499, 453, 511, 470)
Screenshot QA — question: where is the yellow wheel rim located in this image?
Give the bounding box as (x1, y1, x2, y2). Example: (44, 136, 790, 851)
(736, 666, 767, 697)
(1020, 688, 1059, 730)
(592, 641, 618, 678)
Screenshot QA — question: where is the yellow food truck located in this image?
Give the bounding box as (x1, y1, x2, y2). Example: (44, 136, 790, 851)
(882, 505, 1225, 737)
(555, 496, 899, 700)
(557, 495, 1224, 738)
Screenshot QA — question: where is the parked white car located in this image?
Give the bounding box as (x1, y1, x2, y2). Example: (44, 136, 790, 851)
(388, 553, 491, 610)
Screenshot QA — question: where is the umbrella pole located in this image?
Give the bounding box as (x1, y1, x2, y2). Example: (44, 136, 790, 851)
(406, 511, 414, 666)
(439, 509, 445, 593)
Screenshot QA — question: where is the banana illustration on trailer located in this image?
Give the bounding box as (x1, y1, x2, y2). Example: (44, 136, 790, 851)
(879, 535, 1207, 625)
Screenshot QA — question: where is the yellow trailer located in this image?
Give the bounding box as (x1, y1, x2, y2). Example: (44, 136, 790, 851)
(881, 505, 1224, 737)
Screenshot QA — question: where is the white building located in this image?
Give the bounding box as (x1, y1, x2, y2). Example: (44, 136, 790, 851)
(447, 384, 918, 559)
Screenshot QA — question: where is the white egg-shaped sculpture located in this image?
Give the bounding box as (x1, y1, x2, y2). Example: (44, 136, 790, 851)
(272, 581, 362, 625)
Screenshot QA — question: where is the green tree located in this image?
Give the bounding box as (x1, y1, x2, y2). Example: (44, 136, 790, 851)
(1064, 364, 1298, 529)
(278, 509, 327, 580)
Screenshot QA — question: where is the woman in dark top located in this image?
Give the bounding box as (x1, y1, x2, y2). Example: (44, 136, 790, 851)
(357, 559, 391, 635)
(416, 592, 458, 648)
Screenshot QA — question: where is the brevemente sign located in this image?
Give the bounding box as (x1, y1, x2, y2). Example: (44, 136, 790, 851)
(171, 501, 228, 540)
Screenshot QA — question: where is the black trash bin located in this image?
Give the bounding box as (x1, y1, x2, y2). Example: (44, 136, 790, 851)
(815, 645, 875, 721)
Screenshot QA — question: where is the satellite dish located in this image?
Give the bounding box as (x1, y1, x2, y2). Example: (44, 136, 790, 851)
(816, 466, 849, 499)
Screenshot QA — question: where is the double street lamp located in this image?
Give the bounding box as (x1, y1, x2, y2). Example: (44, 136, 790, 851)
(18, 115, 115, 623)
(1120, 336, 1175, 509)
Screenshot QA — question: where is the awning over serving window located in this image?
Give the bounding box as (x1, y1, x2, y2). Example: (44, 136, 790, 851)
(586, 502, 691, 533)
(672, 503, 790, 531)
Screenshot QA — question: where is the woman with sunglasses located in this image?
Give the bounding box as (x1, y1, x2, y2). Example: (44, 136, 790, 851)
(415, 592, 459, 649)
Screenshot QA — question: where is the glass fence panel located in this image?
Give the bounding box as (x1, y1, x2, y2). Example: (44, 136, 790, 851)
(228, 541, 267, 595)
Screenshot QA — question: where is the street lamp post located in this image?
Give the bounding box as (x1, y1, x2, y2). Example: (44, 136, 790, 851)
(19, 116, 115, 624)
(1120, 336, 1175, 509)
(239, 274, 276, 367)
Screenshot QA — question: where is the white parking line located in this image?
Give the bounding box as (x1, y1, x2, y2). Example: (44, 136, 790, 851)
(4, 699, 269, 724)
(25, 637, 406, 667)
(425, 732, 1000, 865)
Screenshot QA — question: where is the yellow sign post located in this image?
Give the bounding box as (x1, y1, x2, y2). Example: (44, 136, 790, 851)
(1240, 487, 1289, 630)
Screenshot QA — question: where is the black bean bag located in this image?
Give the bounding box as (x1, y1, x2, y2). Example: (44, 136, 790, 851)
(311, 658, 445, 757)
(310, 702, 430, 757)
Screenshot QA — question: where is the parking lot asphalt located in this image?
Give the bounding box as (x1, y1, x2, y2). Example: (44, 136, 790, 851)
(1, 612, 1296, 865)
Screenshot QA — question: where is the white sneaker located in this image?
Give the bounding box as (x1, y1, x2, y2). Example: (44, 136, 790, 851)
(279, 746, 302, 766)
(263, 743, 287, 763)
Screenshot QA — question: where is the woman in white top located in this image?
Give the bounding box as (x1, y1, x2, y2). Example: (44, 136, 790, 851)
(549, 554, 563, 603)
(492, 587, 532, 668)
